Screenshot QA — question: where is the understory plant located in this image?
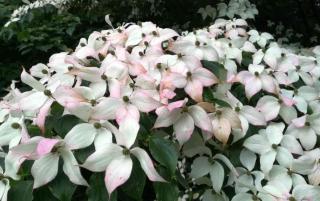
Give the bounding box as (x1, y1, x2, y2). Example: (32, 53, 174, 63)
(1, 14, 320, 201)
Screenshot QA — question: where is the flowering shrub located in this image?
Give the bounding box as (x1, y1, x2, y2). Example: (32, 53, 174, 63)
(4, 0, 71, 27)
(1, 16, 320, 201)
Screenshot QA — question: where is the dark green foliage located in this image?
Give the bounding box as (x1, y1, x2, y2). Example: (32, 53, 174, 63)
(153, 182, 179, 201)
(201, 60, 228, 81)
(149, 136, 179, 176)
(8, 180, 33, 201)
(252, 0, 320, 46)
(86, 173, 117, 201)
(0, 3, 80, 95)
(119, 158, 146, 201)
(49, 172, 77, 201)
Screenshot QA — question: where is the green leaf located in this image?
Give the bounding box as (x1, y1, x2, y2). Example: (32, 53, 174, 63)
(49, 172, 76, 201)
(26, 124, 42, 137)
(241, 51, 253, 67)
(213, 98, 232, 108)
(51, 101, 64, 117)
(153, 182, 179, 201)
(182, 132, 212, 157)
(87, 173, 117, 201)
(203, 87, 231, 108)
(44, 102, 64, 137)
(8, 180, 33, 201)
(149, 136, 179, 175)
(201, 60, 227, 80)
(54, 114, 83, 138)
(120, 158, 146, 200)
(33, 186, 59, 201)
(231, 84, 247, 104)
(202, 190, 226, 201)
(140, 113, 155, 130)
(74, 144, 95, 164)
(203, 87, 215, 102)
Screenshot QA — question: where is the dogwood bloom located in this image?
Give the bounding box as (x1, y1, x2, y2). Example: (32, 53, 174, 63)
(208, 107, 242, 144)
(248, 30, 273, 48)
(294, 149, 320, 185)
(5, 122, 110, 188)
(285, 115, 320, 150)
(154, 99, 213, 144)
(256, 94, 297, 123)
(244, 123, 293, 173)
(82, 121, 164, 195)
(237, 64, 278, 98)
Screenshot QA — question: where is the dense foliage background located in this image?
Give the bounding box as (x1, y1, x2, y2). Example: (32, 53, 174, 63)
(0, 0, 319, 96)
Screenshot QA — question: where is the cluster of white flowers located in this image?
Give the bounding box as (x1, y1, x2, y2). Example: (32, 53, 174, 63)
(198, 0, 258, 22)
(0, 15, 319, 200)
(217, 0, 258, 20)
(4, 0, 69, 27)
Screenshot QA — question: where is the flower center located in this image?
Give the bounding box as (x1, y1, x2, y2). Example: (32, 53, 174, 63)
(252, 195, 260, 201)
(126, 46, 133, 53)
(208, 158, 215, 165)
(156, 63, 162, 70)
(101, 74, 107, 80)
(98, 53, 105, 61)
(108, 50, 115, 55)
(182, 107, 188, 113)
(235, 107, 241, 112)
(11, 122, 21, 129)
(90, 99, 97, 106)
(51, 146, 59, 153)
(152, 31, 158, 36)
(289, 197, 296, 201)
(94, 122, 102, 129)
(123, 96, 130, 102)
(42, 69, 48, 74)
(122, 148, 130, 155)
(272, 144, 278, 149)
(44, 89, 52, 97)
(186, 72, 192, 78)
